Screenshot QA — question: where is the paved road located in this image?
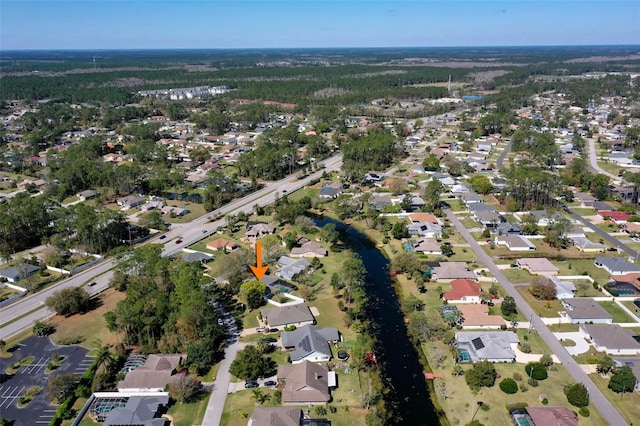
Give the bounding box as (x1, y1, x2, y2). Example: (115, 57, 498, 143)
(446, 209, 628, 426)
(588, 137, 619, 181)
(0, 154, 343, 340)
(565, 207, 639, 259)
(496, 140, 512, 170)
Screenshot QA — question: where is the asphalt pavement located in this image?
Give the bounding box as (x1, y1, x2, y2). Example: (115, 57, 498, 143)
(446, 209, 628, 426)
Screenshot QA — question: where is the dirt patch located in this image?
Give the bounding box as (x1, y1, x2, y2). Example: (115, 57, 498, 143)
(468, 70, 512, 83)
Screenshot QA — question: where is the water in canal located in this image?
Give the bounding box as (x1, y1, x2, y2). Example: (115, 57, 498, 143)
(314, 216, 441, 425)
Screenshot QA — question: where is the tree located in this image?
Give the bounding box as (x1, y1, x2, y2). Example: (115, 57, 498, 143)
(46, 372, 79, 402)
(539, 354, 554, 367)
(389, 178, 407, 195)
(320, 223, 339, 245)
(499, 378, 518, 394)
(45, 287, 92, 316)
(392, 252, 422, 276)
(240, 280, 267, 311)
(229, 345, 276, 381)
(565, 383, 589, 408)
(33, 320, 55, 336)
(608, 366, 637, 394)
(469, 175, 493, 195)
(391, 221, 409, 239)
(465, 360, 497, 391)
(525, 362, 548, 380)
(422, 154, 441, 172)
(168, 374, 201, 403)
(440, 242, 454, 257)
(423, 180, 444, 211)
(501, 296, 518, 318)
(597, 355, 615, 375)
(529, 276, 557, 300)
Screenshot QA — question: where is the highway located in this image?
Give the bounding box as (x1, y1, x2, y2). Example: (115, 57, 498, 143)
(446, 209, 628, 426)
(0, 154, 343, 340)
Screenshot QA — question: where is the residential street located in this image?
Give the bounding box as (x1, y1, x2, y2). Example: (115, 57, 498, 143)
(588, 137, 620, 181)
(446, 209, 628, 426)
(565, 208, 639, 259)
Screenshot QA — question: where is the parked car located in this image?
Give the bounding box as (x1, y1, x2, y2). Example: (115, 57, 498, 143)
(175, 239, 183, 244)
(244, 381, 259, 389)
(88, 281, 97, 287)
(510, 263, 518, 268)
(264, 380, 277, 387)
(264, 337, 277, 343)
(159, 235, 166, 240)
(256, 326, 265, 332)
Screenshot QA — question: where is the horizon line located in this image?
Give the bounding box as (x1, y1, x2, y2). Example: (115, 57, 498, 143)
(2, 43, 640, 53)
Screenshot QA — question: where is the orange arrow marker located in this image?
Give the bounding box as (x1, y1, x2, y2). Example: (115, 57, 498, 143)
(249, 241, 269, 280)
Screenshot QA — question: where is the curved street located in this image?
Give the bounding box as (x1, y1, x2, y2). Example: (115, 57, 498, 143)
(446, 209, 628, 426)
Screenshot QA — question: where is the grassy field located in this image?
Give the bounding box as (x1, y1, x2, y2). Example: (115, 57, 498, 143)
(620, 300, 640, 317)
(589, 372, 640, 424)
(516, 287, 563, 318)
(166, 393, 212, 426)
(424, 345, 606, 426)
(570, 208, 597, 216)
(501, 268, 534, 284)
(49, 288, 125, 350)
(598, 301, 636, 323)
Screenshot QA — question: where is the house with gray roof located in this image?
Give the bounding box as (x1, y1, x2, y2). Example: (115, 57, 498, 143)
(454, 331, 519, 363)
(249, 407, 303, 426)
(117, 195, 146, 210)
(246, 222, 276, 239)
(496, 222, 521, 236)
(570, 237, 605, 253)
(594, 257, 640, 275)
(277, 361, 332, 405)
(104, 395, 169, 426)
(407, 222, 442, 238)
(561, 298, 613, 324)
(494, 235, 536, 251)
(530, 210, 568, 227)
(544, 275, 576, 299)
(581, 324, 640, 355)
(466, 202, 497, 213)
(261, 303, 315, 330)
(117, 354, 185, 392)
(275, 256, 311, 280)
(290, 241, 327, 258)
(0, 263, 40, 283)
(318, 183, 343, 199)
(431, 262, 477, 282)
(281, 325, 340, 364)
(460, 192, 483, 204)
(474, 210, 504, 228)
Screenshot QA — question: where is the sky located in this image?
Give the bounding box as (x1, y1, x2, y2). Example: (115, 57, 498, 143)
(1, 0, 639, 50)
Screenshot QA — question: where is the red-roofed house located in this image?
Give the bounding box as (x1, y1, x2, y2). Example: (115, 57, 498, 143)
(598, 210, 630, 224)
(442, 279, 483, 304)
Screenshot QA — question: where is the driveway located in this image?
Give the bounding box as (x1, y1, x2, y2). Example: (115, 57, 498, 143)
(552, 332, 591, 356)
(0, 336, 92, 426)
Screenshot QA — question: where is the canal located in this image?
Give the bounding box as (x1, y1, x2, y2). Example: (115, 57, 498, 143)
(314, 216, 441, 425)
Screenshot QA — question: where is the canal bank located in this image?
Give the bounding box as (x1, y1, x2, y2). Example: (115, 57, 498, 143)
(314, 215, 445, 425)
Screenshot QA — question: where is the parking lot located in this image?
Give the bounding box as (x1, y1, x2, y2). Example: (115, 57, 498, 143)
(0, 336, 92, 426)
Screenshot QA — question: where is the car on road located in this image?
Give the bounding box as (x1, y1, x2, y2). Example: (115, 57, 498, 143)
(88, 281, 97, 287)
(159, 235, 166, 240)
(264, 380, 277, 387)
(175, 239, 183, 244)
(244, 381, 259, 389)
(202, 229, 208, 234)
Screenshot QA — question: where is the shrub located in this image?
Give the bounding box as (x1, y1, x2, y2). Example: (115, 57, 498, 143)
(541, 398, 549, 405)
(578, 407, 590, 417)
(525, 362, 548, 380)
(527, 378, 538, 387)
(565, 383, 589, 408)
(499, 378, 518, 394)
(519, 343, 532, 353)
(519, 384, 529, 392)
(512, 372, 523, 381)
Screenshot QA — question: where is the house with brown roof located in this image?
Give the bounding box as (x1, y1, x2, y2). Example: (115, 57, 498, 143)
(277, 361, 333, 406)
(516, 258, 559, 275)
(517, 406, 578, 426)
(580, 324, 640, 355)
(494, 235, 536, 251)
(412, 238, 442, 255)
(117, 195, 146, 210)
(261, 303, 315, 331)
(442, 279, 483, 303)
(290, 241, 327, 258)
(457, 304, 505, 329)
(431, 262, 477, 282)
(408, 212, 439, 224)
(206, 238, 239, 252)
(117, 354, 185, 392)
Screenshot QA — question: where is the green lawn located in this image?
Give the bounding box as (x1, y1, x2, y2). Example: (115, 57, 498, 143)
(547, 324, 579, 332)
(423, 342, 606, 426)
(598, 301, 636, 323)
(620, 301, 640, 317)
(589, 372, 640, 424)
(516, 287, 563, 318)
(166, 393, 211, 426)
(501, 268, 534, 283)
(570, 208, 597, 216)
